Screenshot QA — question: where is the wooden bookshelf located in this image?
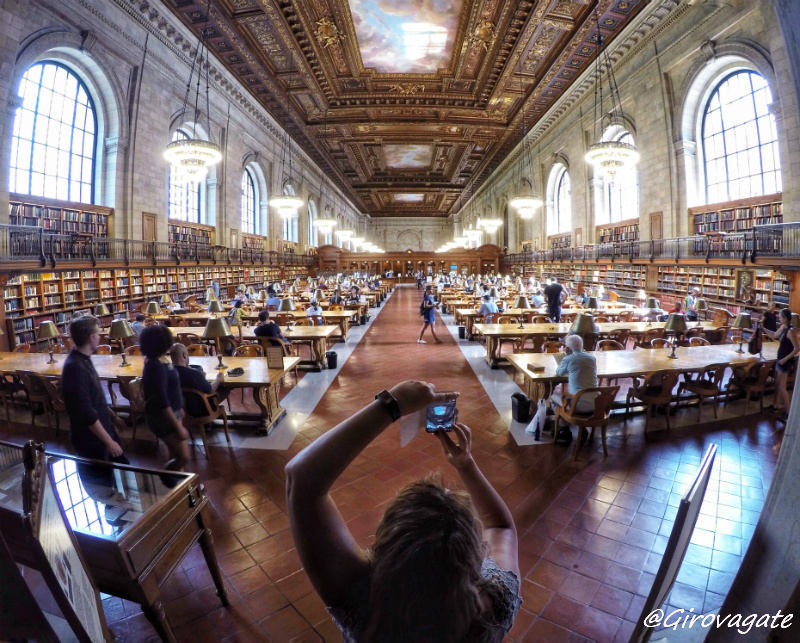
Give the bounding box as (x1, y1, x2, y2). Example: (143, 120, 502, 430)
(689, 193, 782, 234)
(597, 219, 639, 244)
(242, 233, 267, 251)
(168, 219, 215, 245)
(549, 234, 571, 250)
(9, 193, 112, 236)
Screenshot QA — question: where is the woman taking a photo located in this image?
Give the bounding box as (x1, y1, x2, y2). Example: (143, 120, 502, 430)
(140, 324, 189, 470)
(764, 308, 799, 424)
(285, 380, 520, 643)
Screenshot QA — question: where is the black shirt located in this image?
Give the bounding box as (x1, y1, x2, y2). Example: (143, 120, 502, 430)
(763, 310, 778, 332)
(254, 321, 284, 339)
(174, 364, 212, 418)
(143, 358, 183, 415)
(545, 283, 564, 309)
(62, 349, 117, 456)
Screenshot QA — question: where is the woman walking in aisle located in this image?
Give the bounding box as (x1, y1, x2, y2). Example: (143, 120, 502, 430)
(418, 284, 444, 344)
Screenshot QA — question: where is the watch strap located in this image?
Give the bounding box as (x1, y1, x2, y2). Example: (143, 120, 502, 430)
(375, 390, 401, 422)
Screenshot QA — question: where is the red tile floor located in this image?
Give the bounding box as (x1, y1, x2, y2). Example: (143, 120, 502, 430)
(0, 287, 785, 643)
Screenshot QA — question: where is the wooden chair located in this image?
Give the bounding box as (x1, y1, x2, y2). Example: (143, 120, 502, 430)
(650, 338, 671, 349)
(625, 370, 681, 432)
(16, 370, 53, 428)
(597, 340, 625, 351)
(706, 325, 730, 345)
(554, 386, 620, 459)
(94, 345, 113, 355)
(328, 305, 344, 311)
(531, 315, 551, 324)
(187, 314, 205, 323)
(560, 313, 577, 323)
(594, 315, 610, 323)
(232, 344, 263, 357)
(307, 315, 324, 326)
(181, 387, 230, 460)
(516, 335, 545, 353)
(689, 337, 710, 347)
(0, 373, 25, 421)
(123, 346, 142, 356)
(542, 341, 567, 353)
(117, 376, 146, 440)
(13, 344, 30, 353)
(184, 295, 197, 306)
(634, 328, 666, 349)
(178, 333, 203, 347)
(617, 310, 634, 322)
(605, 328, 630, 349)
(40, 377, 67, 435)
(724, 359, 773, 415)
(169, 315, 187, 327)
(144, 318, 158, 326)
(187, 344, 210, 357)
(494, 315, 521, 357)
(482, 313, 498, 324)
(678, 363, 727, 420)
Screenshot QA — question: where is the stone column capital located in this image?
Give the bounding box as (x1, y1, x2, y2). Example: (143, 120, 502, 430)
(673, 139, 697, 157)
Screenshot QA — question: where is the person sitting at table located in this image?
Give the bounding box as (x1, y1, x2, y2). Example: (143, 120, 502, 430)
(347, 286, 362, 305)
(573, 291, 587, 307)
(169, 343, 227, 429)
(141, 324, 188, 472)
(266, 290, 282, 309)
(328, 289, 344, 305)
(530, 290, 545, 308)
(254, 310, 289, 345)
(668, 301, 685, 315)
(477, 294, 499, 320)
(551, 334, 599, 415)
(227, 299, 246, 326)
(232, 289, 246, 306)
(306, 299, 324, 321)
(762, 300, 779, 332)
(130, 313, 147, 337)
(285, 380, 521, 643)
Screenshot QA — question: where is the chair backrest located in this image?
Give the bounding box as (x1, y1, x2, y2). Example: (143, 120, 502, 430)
(16, 370, 47, 396)
(307, 315, 324, 326)
(641, 328, 666, 343)
(254, 336, 290, 356)
(594, 315, 610, 323)
(40, 377, 65, 411)
(187, 344, 210, 356)
(597, 340, 625, 351)
(607, 328, 630, 346)
(13, 344, 30, 353)
(328, 305, 344, 311)
(179, 333, 203, 347)
(701, 363, 728, 387)
(532, 315, 551, 324)
(169, 315, 186, 327)
(689, 337, 710, 346)
(542, 341, 567, 353)
(124, 345, 142, 356)
(144, 318, 158, 326)
(233, 344, 264, 357)
(644, 370, 681, 398)
(118, 376, 145, 410)
(95, 345, 113, 355)
(185, 295, 196, 305)
(496, 315, 516, 325)
(483, 313, 497, 324)
(685, 326, 704, 338)
(566, 386, 620, 423)
(618, 310, 634, 322)
(651, 338, 671, 349)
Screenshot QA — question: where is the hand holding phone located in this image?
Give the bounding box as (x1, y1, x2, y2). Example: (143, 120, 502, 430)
(426, 400, 457, 433)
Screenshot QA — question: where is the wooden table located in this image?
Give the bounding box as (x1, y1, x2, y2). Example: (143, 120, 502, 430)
(240, 325, 338, 371)
(474, 321, 720, 367)
(507, 344, 778, 403)
(0, 353, 300, 435)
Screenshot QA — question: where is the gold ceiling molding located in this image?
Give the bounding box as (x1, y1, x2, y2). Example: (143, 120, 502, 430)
(388, 84, 426, 96)
(471, 20, 496, 51)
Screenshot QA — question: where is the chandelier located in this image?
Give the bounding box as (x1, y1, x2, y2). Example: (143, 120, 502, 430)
(335, 229, 353, 240)
(164, 0, 221, 184)
(270, 131, 304, 218)
(314, 217, 337, 233)
(584, 7, 639, 182)
(481, 219, 502, 235)
(509, 57, 543, 219)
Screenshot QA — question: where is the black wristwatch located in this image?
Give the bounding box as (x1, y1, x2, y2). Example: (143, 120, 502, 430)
(375, 390, 401, 422)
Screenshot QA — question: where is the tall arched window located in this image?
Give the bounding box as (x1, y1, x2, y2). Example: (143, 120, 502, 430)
(241, 169, 256, 234)
(10, 62, 96, 202)
(702, 71, 781, 202)
(282, 215, 298, 243)
(595, 129, 639, 225)
(168, 130, 200, 222)
(546, 164, 571, 235)
(307, 199, 317, 246)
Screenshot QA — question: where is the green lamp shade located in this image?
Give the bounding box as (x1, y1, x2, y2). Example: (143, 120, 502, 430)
(644, 297, 659, 310)
(247, 286, 256, 296)
(664, 313, 688, 333)
(258, 290, 268, 302)
(514, 296, 530, 309)
(278, 298, 297, 312)
(202, 317, 232, 339)
(695, 298, 709, 311)
(488, 287, 499, 299)
(313, 289, 325, 301)
(570, 314, 596, 335)
(160, 294, 172, 305)
(586, 297, 599, 309)
(733, 313, 753, 330)
(108, 319, 134, 339)
(207, 300, 224, 314)
(145, 302, 161, 316)
(635, 289, 647, 300)
(94, 304, 111, 316)
(37, 321, 59, 340)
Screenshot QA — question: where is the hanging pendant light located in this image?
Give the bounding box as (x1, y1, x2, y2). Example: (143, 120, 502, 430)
(509, 56, 543, 218)
(312, 112, 336, 233)
(164, 0, 222, 184)
(270, 131, 304, 218)
(584, 7, 639, 182)
(335, 229, 353, 241)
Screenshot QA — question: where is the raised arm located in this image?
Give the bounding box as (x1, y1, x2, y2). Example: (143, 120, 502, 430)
(285, 381, 459, 606)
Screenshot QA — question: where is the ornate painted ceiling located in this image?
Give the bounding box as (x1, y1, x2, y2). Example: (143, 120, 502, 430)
(164, 0, 651, 217)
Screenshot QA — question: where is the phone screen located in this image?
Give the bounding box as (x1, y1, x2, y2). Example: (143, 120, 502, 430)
(426, 400, 457, 433)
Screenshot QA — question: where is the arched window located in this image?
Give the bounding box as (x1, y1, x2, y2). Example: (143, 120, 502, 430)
(282, 215, 298, 243)
(241, 169, 256, 234)
(307, 199, 318, 246)
(702, 71, 781, 202)
(10, 62, 96, 202)
(597, 130, 639, 225)
(168, 130, 200, 222)
(546, 164, 571, 235)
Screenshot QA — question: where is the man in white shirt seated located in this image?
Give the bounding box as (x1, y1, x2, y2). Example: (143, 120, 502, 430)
(477, 294, 499, 320)
(550, 334, 598, 414)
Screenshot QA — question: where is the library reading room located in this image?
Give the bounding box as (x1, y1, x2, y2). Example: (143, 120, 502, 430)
(0, 1, 799, 642)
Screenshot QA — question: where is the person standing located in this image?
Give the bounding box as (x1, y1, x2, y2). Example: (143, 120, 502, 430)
(418, 284, 443, 344)
(685, 287, 701, 321)
(62, 316, 129, 463)
(764, 308, 799, 424)
(762, 300, 779, 332)
(544, 278, 566, 322)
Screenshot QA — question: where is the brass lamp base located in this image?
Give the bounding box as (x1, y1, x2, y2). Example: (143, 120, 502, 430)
(216, 354, 228, 370)
(668, 343, 679, 359)
(46, 350, 56, 365)
(119, 354, 131, 367)
(736, 341, 745, 354)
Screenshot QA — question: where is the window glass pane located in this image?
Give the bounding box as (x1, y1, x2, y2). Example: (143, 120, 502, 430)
(241, 169, 256, 235)
(702, 71, 780, 202)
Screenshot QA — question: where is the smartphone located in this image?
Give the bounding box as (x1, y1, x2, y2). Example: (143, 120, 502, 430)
(426, 400, 457, 433)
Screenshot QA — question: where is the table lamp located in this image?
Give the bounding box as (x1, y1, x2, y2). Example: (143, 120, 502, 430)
(95, 303, 110, 316)
(258, 290, 268, 302)
(208, 300, 224, 316)
(144, 302, 161, 317)
(247, 286, 256, 296)
(239, 283, 246, 293)
(37, 321, 59, 364)
(570, 314, 596, 338)
(288, 285, 297, 296)
(635, 289, 647, 304)
(695, 298, 709, 320)
(313, 289, 325, 302)
(160, 294, 172, 305)
(514, 296, 530, 329)
(664, 313, 688, 359)
(202, 318, 232, 370)
(206, 287, 217, 301)
(278, 298, 297, 334)
(733, 313, 753, 353)
(488, 286, 499, 300)
(586, 296, 599, 310)
(644, 297, 660, 327)
(109, 319, 135, 367)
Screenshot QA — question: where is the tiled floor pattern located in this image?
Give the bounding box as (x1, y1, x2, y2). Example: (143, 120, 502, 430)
(0, 286, 783, 643)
